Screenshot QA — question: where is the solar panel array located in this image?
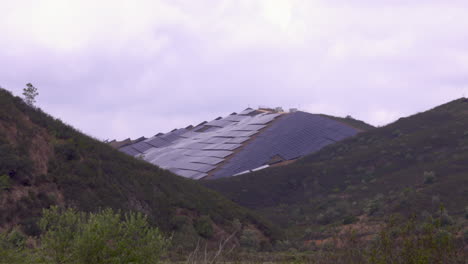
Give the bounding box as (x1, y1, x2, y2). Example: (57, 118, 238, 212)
(119, 109, 282, 179)
(118, 109, 359, 180)
(211, 112, 359, 179)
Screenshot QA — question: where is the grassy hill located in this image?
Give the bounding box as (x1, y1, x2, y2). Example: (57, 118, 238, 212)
(319, 114, 375, 131)
(0, 88, 279, 251)
(204, 98, 468, 242)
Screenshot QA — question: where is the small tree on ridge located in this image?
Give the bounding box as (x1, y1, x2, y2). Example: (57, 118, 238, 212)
(22, 83, 39, 106)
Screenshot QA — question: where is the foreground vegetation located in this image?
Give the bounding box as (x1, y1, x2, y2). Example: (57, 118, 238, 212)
(1, 208, 466, 263)
(0, 207, 168, 264)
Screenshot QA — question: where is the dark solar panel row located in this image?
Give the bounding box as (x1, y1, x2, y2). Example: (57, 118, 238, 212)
(119, 145, 141, 156)
(223, 114, 248, 122)
(203, 143, 242, 151)
(238, 108, 255, 115)
(187, 156, 224, 165)
(225, 137, 249, 144)
(204, 119, 233, 127)
(232, 124, 266, 131)
(145, 137, 171, 148)
(131, 141, 153, 153)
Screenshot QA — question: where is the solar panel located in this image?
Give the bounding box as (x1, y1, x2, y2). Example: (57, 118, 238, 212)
(204, 119, 232, 127)
(145, 137, 170, 148)
(118, 109, 359, 180)
(184, 150, 232, 158)
(199, 137, 229, 144)
(212, 112, 359, 178)
(223, 115, 248, 122)
(226, 137, 249, 144)
(187, 156, 224, 165)
(119, 145, 141, 156)
(232, 124, 266, 131)
(172, 162, 216, 173)
(248, 113, 282, 125)
(181, 142, 211, 150)
(203, 143, 241, 151)
(131, 141, 153, 153)
(239, 108, 255, 115)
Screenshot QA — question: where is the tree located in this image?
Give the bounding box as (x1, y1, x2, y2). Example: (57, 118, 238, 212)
(22, 83, 38, 106)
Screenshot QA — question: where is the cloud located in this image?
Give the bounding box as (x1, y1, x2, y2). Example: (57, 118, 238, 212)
(1, 0, 467, 139)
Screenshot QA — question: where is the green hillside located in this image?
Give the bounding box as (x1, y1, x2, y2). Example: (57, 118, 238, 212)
(0, 88, 279, 251)
(319, 114, 375, 131)
(205, 98, 468, 240)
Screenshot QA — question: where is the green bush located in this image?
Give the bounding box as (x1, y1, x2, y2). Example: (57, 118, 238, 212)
(0, 174, 10, 190)
(240, 228, 261, 251)
(54, 142, 79, 161)
(342, 215, 358, 225)
(39, 206, 169, 264)
(423, 171, 436, 184)
(438, 208, 454, 226)
(0, 228, 37, 264)
(194, 215, 214, 238)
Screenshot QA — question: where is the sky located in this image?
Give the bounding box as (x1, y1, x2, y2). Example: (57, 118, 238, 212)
(1, 0, 467, 140)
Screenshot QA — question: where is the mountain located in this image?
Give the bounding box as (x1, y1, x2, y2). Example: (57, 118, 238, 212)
(204, 98, 468, 240)
(0, 88, 279, 250)
(112, 108, 373, 180)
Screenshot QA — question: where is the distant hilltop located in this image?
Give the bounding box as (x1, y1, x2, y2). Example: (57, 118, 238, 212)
(110, 107, 372, 179)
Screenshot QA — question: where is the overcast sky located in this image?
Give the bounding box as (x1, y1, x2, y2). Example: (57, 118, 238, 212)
(1, 0, 467, 140)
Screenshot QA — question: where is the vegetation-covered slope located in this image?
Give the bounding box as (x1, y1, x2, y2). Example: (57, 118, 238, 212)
(205, 98, 468, 239)
(0, 88, 278, 249)
(319, 114, 375, 131)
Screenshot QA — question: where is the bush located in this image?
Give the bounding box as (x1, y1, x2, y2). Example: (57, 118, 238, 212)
(194, 215, 213, 238)
(54, 142, 78, 161)
(0, 174, 10, 190)
(342, 215, 358, 225)
(438, 208, 454, 226)
(39, 206, 169, 264)
(240, 228, 261, 251)
(424, 171, 437, 184)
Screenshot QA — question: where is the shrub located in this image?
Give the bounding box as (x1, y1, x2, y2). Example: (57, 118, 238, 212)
(171, 215, 190, 230)
(193, 215, 213, 238)
(0, 174, 10, 191)
(316, 208, 340, 225)
(424, 171, 436, 184)
(54, 142, 78, 161)
(0, 229, 27, 264)
(342, 215, 358, 225)
(240, 228, 261, 251)
(438, 208, 454, 226)
(39, 206, 169, 264)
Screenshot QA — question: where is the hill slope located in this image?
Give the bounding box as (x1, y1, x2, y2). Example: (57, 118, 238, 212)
(0, 88, 278, 249)
(204, 98, 468, 238)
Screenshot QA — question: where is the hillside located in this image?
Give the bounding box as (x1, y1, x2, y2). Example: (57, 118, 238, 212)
(0, 88, 279, 250)
(204, 98, 468, 241)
